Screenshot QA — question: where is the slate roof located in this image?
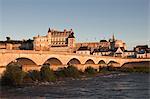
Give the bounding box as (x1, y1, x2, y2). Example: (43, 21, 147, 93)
(77, 46, 90, 51)
(68, 32, 75, 38)
(100, 40, 107, 42)
(93, 47, 110, 52)
(135, 45, 148, 48)
(114, 47, 125, 52)
(124, 50, 135, 52)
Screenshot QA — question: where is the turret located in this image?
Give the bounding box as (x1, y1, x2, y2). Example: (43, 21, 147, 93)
(47, 28, 52, 48)
(48, 28, 51, 33)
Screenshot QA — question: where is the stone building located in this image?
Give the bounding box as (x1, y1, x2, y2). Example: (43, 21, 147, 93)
(33, 28, 76, 52)
(76, 40, 110, 52)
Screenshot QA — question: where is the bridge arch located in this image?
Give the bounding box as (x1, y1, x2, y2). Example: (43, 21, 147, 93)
(121, 61, 150, 68)
(43, 57, 63, 66)
(98, 60, 107, 67)
(67, 58, 81, 65)
(84, 59, 95, 64)
(107, 60, 120, 67)
(7, 57, 37, 66)
(7, 57, 39, 72)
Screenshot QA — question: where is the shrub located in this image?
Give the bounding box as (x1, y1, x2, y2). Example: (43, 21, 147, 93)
(85, 66, 97, 75)
(1, 63, 25, 86)
(55, 67, 66, 78)
(55, 66, 80, 78)
(40, 66, 56, 82)
(99, 66, 110, 73)
(23, 72, 34, 83)
(28, 70, 41, 81)
(65, 65, 80, 78)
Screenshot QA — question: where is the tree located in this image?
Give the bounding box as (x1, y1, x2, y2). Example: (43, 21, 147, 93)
(65, 65, 80, 78)
(55, 65, 80, 78)
(85, 66, 97, 75)
(1, 63, 25, 86)
(6, 37, 10, 41)
(28, 70, 41, 81)
(40, 65, 56, 82)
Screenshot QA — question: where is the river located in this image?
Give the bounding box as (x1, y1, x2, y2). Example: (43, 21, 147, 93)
(0, 73, 149, 99)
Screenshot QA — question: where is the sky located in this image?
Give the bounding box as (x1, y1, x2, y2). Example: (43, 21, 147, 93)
(0, 0, 149, 49)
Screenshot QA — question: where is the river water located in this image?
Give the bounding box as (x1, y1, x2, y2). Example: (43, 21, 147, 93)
(1, 73, 150, 99)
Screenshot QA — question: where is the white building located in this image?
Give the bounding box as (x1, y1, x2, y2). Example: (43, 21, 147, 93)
(76, 46, 90, 55)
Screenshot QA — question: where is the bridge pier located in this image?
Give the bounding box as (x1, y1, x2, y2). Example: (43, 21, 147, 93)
(0, 66, 6, 76)
(22, 65, 41, 72)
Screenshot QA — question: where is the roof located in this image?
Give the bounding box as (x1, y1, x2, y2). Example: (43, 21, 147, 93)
(77, 46, 90, 51)
(68, 32, 75, 38)
(51, 29, 72, 33)
(115, 52, 122, 54)
(146, 48, 150, 53)
(48, 28, 51, 32)
(100, 40, 107, 42)
(93, 47, 110, 52)
(124, 50, 135, 52)
(135, 45, 148, 48)
(0, 40, 23, 44)
(114, 47, 125, 52)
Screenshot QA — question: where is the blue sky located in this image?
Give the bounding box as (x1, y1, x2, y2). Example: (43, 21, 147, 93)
(0, 0, 149, 49)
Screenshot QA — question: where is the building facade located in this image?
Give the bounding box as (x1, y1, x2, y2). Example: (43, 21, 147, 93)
(33, 28, 76, 52)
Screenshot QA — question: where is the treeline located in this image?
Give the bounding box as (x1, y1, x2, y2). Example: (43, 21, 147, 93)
(1, 63, 149, 86)
(0, 64, 99, 86)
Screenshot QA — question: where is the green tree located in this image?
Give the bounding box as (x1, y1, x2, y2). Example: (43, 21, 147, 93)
(40, 66, 56, 82)
(55, 66, 80, 78)
(65, 65, 80, 78)
(85, 66, 97, 75)
(28, 70, 41, 81)
(1, 63, 25, 86)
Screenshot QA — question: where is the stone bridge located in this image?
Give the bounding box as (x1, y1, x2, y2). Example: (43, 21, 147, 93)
(0, 50, 150, 74)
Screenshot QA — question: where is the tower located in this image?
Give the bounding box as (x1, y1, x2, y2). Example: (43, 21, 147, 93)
(110, 33, 116, 51)
(68, 31, 75, 49)
(112, 33, 115, 42)
(47, 28, 52, 50)
(47, 28, 51, 37)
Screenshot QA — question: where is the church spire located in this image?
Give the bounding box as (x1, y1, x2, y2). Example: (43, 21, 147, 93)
(112, 33, 115, 41)
(48, 28, 51, 33)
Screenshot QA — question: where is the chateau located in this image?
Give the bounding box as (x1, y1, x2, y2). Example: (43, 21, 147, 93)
(33, 28, 76, 52)
(0, 28, 149, 58)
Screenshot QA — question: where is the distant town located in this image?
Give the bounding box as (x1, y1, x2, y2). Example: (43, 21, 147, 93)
(0, 28, 150, 59)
